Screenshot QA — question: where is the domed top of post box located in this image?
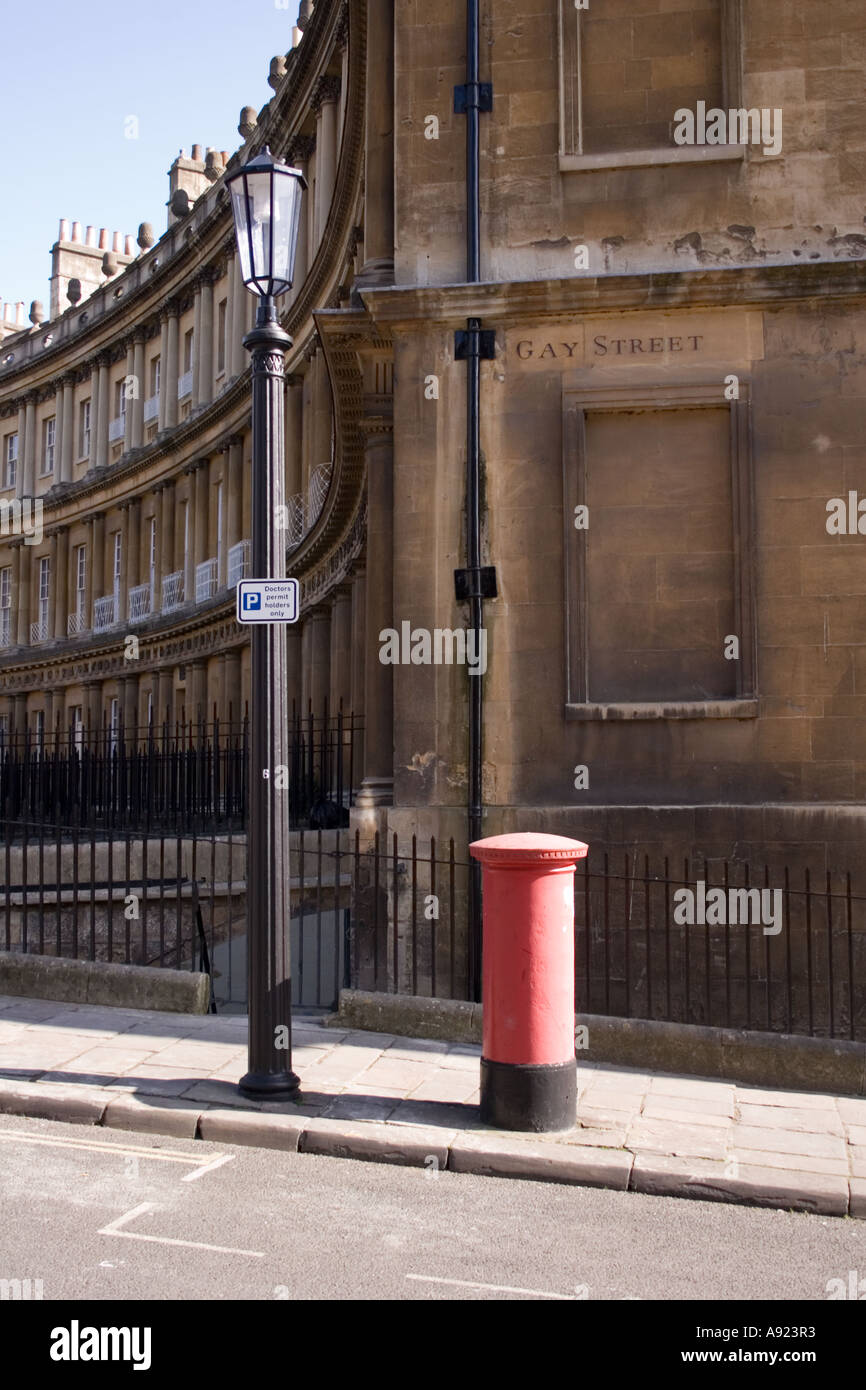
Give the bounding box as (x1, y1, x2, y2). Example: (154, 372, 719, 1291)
(470, 832, 588, 865)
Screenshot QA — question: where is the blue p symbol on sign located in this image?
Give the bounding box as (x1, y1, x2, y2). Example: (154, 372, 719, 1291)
(243, 592, 262, 612)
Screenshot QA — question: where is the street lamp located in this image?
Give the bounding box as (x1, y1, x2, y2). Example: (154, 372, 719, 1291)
(226, 146, 306, 1099)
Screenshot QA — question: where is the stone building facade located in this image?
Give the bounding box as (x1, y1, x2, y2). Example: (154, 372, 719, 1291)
(1, 0, 865, 884)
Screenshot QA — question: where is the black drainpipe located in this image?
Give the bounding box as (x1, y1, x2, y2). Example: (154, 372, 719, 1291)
(455, 0, 495, 1002)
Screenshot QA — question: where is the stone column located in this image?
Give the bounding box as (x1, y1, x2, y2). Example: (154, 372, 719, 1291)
(53, 687, 66, 744)
(16, 543, 31, 645)
(312, 77, 341, 245)
(130, 496, 144, 595)
(53, 526, 69, 640)
(285, 374, 303, 505)
(94, 355, 110, 470)
(301, 359, 315, 501)
(184, 465, 198, 603)
(117, 502, 130, 623)
(224, 647, 242, 727)
(164, 303, 180, 429)
(52, 384, 64, 483)
(158, 481, 175, 607)
(218, 459, 230, 589)
(230, 255, 246, 379)
(358, 0, 395, 285)
(9, 544, 21, 645)
(59, 375, 74, 483)
(285, 624, 302, 718)
(130, 333, 145, 448)
(158, 314, 170, 431)
(120, 673, 139, 740)
(189, 658, 207, 724)
(197, 273, 214, 408)
(350, 565, 366, 776)
(224, 252, 235, 378)
(308, 604, 332, 715)
(300, 617, 313, 714)
(225, 436, 242, 557)
(287, 136, 314, 300)
(91, 512, 105, 608)
(22, 393, 36, 494)
(123, 340, 135, 452)
(191, 282, 203, 405)
(329, 585, 353, 713)
(358, 423, 393, 806)
(15, 399, 27, 499)
(312, 347, 332, 487)
(85, 681, 101, 738)
(12, 692, 27, 734)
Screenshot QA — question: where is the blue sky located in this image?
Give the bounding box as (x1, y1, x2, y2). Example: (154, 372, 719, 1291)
(0, 0, 301, 311)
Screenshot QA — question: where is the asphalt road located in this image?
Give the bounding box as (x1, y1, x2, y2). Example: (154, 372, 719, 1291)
(0, 1111, 863, 1303)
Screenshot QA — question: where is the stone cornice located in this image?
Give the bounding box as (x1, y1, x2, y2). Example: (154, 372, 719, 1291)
(360, 261, 866, 330)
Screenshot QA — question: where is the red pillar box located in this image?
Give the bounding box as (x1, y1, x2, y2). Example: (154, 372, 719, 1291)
(469, 832, 588, 1132)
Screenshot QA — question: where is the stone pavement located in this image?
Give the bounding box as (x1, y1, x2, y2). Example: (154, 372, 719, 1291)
(0, 993, 863, 1220)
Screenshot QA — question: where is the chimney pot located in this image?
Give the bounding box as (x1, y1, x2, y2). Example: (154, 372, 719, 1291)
(125, 234, 135, 256)
(71, 221, 82, 243)
(85, 226, 96, 246)
(191, 143, 203, 161)
(98, 228, 109, 249)
(113, 230, 122, 252)
(59, 218, 70, 241)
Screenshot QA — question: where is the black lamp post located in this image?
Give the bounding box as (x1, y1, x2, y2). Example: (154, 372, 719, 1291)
(226, 147, 307, 1099)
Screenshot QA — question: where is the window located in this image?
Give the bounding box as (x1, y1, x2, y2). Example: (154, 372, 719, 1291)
(216, 481, 223, 576)
(3, 433, 17, 490)
(109, 697, 120, 753)
(148, 517, 157, 596)
(114, 379, 127, 420)
(113, 531, 122, 598)
(150, 357, 161, 396)
(74, 544, 87, 623)
(79, 400, 91, 459)
(70, 705, 84, 752)
(217, 300, 227, 373)
(183, 329, 194, 374)
(38, 555, 51, 633)
(42, 417, 56, 475)
(559, 0, 742, 169)
(0, 565, 10, 647)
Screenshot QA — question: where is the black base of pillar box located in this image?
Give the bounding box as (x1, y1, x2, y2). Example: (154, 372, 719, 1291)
(480, 1056, 577, 1133)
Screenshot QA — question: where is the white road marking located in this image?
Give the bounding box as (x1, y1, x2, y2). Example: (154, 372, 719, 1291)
(98, 1203, 264, 1258)
(406, 1274, 579, 1300)
(182, 1153, 235, 1183)
(0, 1128, 230, 1174)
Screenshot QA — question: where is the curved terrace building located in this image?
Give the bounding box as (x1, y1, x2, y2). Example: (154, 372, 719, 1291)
(2, 0, 866, 1010)
(0, 0, 382, 798)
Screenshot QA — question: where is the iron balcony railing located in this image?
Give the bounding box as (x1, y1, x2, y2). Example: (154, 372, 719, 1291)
(29, 618, 50, 644)
(93, 595, 117, 632)
(128, 583, 152, 623)
(143, 394, 159, 423)
(227, 541, 250, 588)
(177, 371, 193, 401)
(195, 559, 217, 603)
(108, 415, 125, 443)
(0, 609, 10, 648)
(162, 570, 184, 612)
(67, 608, 88, 637)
